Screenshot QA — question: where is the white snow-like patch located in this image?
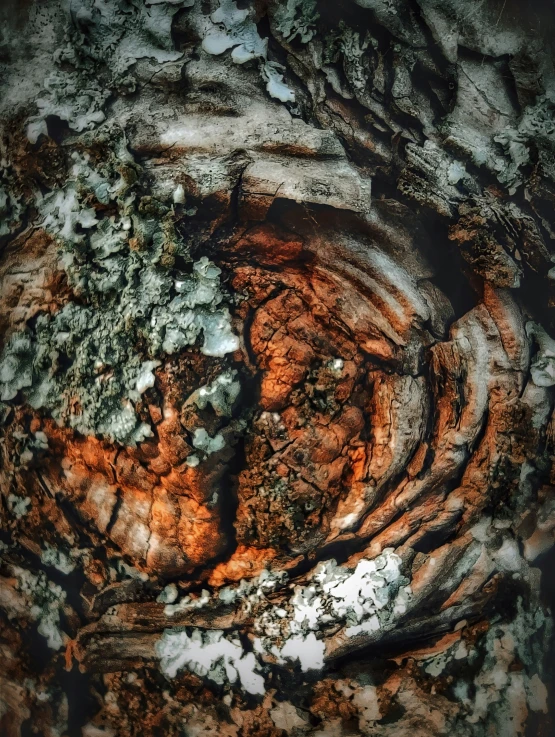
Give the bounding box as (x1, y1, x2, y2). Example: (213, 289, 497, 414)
(352, 685, 381, 730)
(344, 615, 381, 638)
(493, 538, 523, 573)
(252, 549, 409, 674)
(283, 548, 407, 635)
(330, 358, 344, 373)
(526, 673, 548, 713)
(155, 628, 265, 695)
(156, 551, 409, 693)
(447, 160, 467, 185)
(199, 310, 240, 357)
(263, 62, 295, 103)
(279, 632, 325, 671)
(173, 183, 186, 204)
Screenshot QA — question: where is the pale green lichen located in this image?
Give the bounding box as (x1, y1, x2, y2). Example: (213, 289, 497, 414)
(0, 139, 239, 445)
(495, 95, 555, 192)
(157, 583, 179, 604)
(26, 0, 188, 140)
(0, 333, 34, 401)
(458, 599, 551, 735)
(327, 23, 371, 95)
(274, 0, 319, 44)
(0, 175, 24, 238)
(27, 70, 109, 141)
(527, 322, 555, 387)
(202, 0, 267, 60)
(164, 588, 210, 616)
(2, 428, 49, 468)
(187, 369, 241, 416)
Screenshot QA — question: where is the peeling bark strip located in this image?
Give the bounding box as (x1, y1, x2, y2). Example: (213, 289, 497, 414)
(1, 0, 555, 734)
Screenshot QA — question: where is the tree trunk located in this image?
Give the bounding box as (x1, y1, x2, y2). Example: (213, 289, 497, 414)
(1, 0, 555, 735)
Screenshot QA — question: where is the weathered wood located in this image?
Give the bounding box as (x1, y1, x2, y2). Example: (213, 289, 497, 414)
(1, 0, 555, 734)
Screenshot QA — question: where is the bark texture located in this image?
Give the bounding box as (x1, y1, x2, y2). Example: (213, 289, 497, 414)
(1, 1, 555, 735)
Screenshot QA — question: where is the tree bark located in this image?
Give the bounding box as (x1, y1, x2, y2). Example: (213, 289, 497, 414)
(1, 1, 555, 735)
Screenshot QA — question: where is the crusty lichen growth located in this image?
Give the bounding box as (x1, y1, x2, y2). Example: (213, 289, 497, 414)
(0, 138, 239, 444)
(25, 0, 185, 141)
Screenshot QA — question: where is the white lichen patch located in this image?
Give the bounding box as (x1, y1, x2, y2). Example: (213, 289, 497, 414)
(164, 589, 211, 617)
(134, 361, 161, 396)
(351, 684, 381, 731)
(252, 549, 409, 671)
(157, 583, 179, 605)
(7, 493, 31, 519)
(278, 632, 326, 671)
(111, 559, 149, 583)
(527, 322, 555, 387)
(423, 639, 470, 678)
(41, 544, 76, 575)
(18, 430, 49, 466)
(219, 568, 289, 608)
(197, 0, 296, 103)
(156, 551, 410, 692)
(192, 428, 226, 455)
(156, 628, 265, 695)
(253, 550, 408, 638)
(10, 565, 67, 650)
(262, 62, 296, 104)
(270, 701, 310, 732)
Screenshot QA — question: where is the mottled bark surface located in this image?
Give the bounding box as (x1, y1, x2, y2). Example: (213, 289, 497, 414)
(1, 0, 555, 735)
